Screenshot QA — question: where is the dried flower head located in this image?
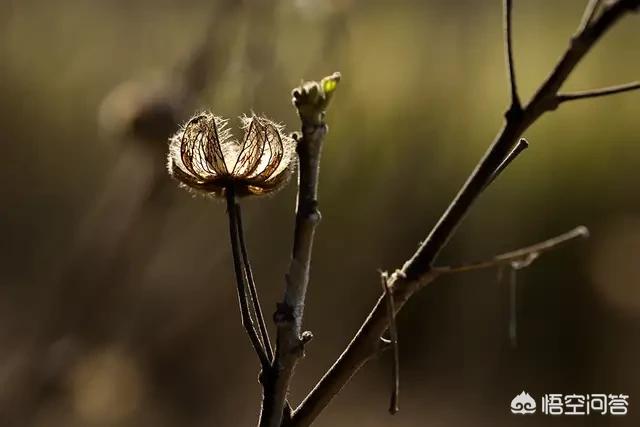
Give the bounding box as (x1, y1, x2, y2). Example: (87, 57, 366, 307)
(168, 112, 296, 197)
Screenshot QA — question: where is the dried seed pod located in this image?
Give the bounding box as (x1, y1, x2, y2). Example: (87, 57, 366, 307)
(168, 111, 296, 197)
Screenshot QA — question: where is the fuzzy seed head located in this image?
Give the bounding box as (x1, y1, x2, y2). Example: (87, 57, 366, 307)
(168, 112, 296, 197)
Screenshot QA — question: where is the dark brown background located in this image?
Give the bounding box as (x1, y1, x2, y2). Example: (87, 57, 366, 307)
(0, 0, 639, 426)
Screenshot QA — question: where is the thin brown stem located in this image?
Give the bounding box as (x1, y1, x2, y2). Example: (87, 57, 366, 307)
(578, 0, 603, 33)
(260, 74, 341, 427)
(504, 0, 522, 112)
(225, 186, 270, 369)
(236, 203, 274, 362)
(435, 226, 589, 275)
(401, 0, 637, 283)
(556, 81, 640, 105)
(289, 2, 638, 425)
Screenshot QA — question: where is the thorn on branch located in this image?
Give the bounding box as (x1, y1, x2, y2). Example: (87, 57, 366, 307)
(300, 330, 314, 355)
(504, 104, 523, 122)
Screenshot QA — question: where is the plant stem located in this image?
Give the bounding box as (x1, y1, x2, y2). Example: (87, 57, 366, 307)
(435, 226, 589, 274)
(236, 203, 274, 362)
(556, 81, 640, 105)
(289, 2, 638, 425)
(259, 75, 340, 427)
(504, 0, 522, 112)
(225, 185, 269, 369)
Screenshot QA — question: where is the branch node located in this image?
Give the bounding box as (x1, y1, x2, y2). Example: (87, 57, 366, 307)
(301, 330, 314, 345)
(292, 331, 315, 359)
(504, 104, 524, 122)
(299, 200, 321, 224)
(390, 269, 407, 284)
(288, 0, 637, 423)
(274, 302, 296, 326)
(510, 252, 539, 270)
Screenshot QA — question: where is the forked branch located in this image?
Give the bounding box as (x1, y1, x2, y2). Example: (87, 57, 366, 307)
(288, 1, 638, 425)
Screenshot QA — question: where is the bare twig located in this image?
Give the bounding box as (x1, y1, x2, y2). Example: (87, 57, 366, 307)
(259, 74, 341, 427)
(431, 225, 588, 349)
(289, 2, 638, 425)
(288, 227, 588, 425)
(225, 186, 270, 369)
(402, 0, 638, 283)
(486, 138, 529, 187)
(380, 272, 400, 415)
(434, 226, 589, 275)
(555, 81, 640, 106)
(236, 203, 274, 362)
(504, 0, 522, 113)
(578, 0, 604, 33)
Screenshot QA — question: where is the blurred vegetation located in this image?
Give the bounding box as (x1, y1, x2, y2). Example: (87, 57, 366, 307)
(0, 0, 639, 426)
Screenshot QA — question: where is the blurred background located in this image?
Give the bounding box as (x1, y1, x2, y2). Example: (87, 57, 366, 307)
(1, 0, 639, 426)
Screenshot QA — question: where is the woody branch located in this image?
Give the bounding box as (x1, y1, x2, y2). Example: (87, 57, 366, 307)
(259, 74, 341, 427)
(288, 1, 639, 426)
